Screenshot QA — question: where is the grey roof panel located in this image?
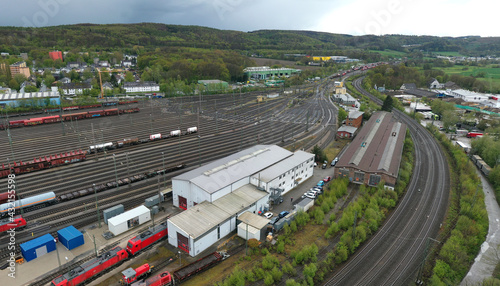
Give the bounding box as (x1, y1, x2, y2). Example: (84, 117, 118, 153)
(255, 150, 313, 183)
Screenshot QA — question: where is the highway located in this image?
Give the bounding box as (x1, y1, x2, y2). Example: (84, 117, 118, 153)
(323, 76, 450, 285)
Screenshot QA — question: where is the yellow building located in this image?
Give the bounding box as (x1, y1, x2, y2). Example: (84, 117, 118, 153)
(311, 56, 332, 61)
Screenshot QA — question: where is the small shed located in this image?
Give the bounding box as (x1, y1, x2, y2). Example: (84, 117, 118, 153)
(57, 225, 84, 250)
(337, 126, 358, 139)
(237, 212, 270, 241)
(103, 204, 124, 224)
(108, 205, 151, 236)
(20, 233, 56, 262)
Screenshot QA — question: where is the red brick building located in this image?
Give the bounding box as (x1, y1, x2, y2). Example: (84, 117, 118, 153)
(345, 110, 364, 128)
(49, 51, 63, 61)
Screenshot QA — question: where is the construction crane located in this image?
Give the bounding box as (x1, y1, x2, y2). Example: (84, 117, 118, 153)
(97, 69, 118, 99)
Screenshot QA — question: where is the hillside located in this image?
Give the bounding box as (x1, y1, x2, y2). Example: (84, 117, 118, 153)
(1, 23, 499, 57)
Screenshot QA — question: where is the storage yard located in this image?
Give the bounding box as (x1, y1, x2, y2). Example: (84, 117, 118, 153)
(0, 77, 344, 285)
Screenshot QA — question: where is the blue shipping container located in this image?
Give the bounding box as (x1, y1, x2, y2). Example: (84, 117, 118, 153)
(57, 225, 84, 250)
(20, 233, 56, 262)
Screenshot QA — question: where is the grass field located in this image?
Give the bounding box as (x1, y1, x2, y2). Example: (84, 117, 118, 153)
(369, 49, 408, 58)
(438, 65, 500, 79)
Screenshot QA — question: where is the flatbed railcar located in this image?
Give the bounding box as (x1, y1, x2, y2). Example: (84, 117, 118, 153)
(172, 251, 228, 283)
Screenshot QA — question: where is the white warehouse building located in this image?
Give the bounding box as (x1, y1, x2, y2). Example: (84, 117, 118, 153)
(168, 145, 314, 256)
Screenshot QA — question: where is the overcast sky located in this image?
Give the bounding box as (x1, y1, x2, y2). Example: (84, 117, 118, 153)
(0, 0, 495, 37)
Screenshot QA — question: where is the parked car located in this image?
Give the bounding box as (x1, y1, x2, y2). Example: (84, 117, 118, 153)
(317, 180, 325, 187)
(312, 186, 323, 194)
(279, 211, 290, 218)
(304, 191, 317, 199)
(323, 176, 331, 182)
(322, 163, 327, 169)
(263, 212, 273, 219)
(331, 157, 339, 166)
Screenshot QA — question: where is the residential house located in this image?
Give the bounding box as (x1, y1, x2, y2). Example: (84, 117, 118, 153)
(10, 61, 31, 78)
(67, 62, 80, 69)
(60, 77, 71, 84)
(102, 82, 114, 91)
(61, 83, 92, 95)
(400, 83, 417, 90)
(123, 81, 160, 93)
(444, 81, 460, 90)
(428, 78, 444, 89)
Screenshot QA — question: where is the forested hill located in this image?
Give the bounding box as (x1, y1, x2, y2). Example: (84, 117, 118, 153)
(0, 23, 499, 56)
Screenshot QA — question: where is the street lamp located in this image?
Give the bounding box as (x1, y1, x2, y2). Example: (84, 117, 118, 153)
(94, 183, 101, 228)
(54, 239, 61, 268)
(178, 251, 182, 266)
(197, 135, 201, 166)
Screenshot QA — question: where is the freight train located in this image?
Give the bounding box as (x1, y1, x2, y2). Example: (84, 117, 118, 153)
(0, 108, 140, 130)
(0, 150, 86, 179)
(471, 154, 492, 176)
(44, 101, 139, 113)
(57, 163, 185, 203)
(88, 127, 197, 154)
(0, 192, 57, 217)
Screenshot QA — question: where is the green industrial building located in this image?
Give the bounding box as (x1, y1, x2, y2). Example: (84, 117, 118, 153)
(244, 67, 301, 80)
(198, 80, 229, 92)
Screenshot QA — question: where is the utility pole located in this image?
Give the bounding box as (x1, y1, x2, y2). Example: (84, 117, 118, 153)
(150, 113, 153, 134)
(198, 136, 201, 166)
(7, 128, 15, 161)
(93, 184, 101, 228)
(113, 154, 118, 191)
(126, 152, 130, 184)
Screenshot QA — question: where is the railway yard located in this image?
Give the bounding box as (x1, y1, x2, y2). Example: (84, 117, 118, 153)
(0, 80, 340, 285)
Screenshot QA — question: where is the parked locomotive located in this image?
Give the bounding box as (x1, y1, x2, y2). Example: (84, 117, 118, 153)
(0, 215, 26, 232)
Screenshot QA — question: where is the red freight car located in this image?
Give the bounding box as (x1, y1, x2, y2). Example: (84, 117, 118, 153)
(7, 150, 86, 177)
(105, 108, 119, 116)
(79, 104, 101, 109)
(42, 115, 61, 124)
(131, 271, 172, 286)
(9, 120, 25, 128)
(24, 117, 44, 126)
(0, 215, 26, 232)
(119, 107, 140, 114)
(51, 246, 129, 286)
(62, 106, 79, 111)
(0, 191, 15, 204)
(87, 110, 105, 118)
(0, 165, 11, 178)
(62, 112, 87, 121)
(127, 222, 168, 256)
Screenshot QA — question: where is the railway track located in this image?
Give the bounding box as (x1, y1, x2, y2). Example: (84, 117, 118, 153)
(322, 77, 449, 285)
(0, 87, 339, 263)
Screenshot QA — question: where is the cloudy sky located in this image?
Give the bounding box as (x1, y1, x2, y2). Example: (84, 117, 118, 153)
(0, 0, 495, 37)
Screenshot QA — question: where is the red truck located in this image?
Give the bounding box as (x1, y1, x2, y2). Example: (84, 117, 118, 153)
(466, 132, 483, 138)
(121, 263, 152, 285)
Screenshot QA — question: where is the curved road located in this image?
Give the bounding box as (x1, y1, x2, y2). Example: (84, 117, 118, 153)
(324, 77, 450, 285)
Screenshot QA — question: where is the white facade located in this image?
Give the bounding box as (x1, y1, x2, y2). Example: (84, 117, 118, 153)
(450, 89, 489, 102)
(108, 205, 151, 236)
(123, 82, 160, 93)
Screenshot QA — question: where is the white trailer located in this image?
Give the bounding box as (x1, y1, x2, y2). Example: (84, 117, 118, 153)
(107, 205, 151, 236)
(149, 133, 162, 140)
(186, 127, 197, 134)
(170, 130, 181, 137)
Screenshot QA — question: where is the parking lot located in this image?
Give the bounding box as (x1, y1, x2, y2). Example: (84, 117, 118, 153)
(269, 162, 336, 216)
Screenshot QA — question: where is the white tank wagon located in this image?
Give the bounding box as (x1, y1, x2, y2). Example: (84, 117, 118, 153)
(186, 127, 197, 134)
(0, 191, 57, 216)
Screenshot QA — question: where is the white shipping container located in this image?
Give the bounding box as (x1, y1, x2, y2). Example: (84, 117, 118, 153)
(107, 205, 151, 236)
(149, 133, 162, 140)
(170, 130, 181, 137)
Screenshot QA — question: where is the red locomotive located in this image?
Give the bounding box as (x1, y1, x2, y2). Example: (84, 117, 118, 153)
(127, 222, 168, 256)
(121, 263, 152, 285)
(51, 246, 129, 286)
(0, 215, 26, 232)
(131, 271, 172, 286)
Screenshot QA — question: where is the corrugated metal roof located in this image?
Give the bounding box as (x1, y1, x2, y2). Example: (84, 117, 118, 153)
(0, 91, 60, 100)
(238, 211, 270, 230)
(348, 111, 364, 119)
(174, 145, 292, 194)
(108, 205, 149, 226)
(169, 185, 268, 239)
(337, 111, 407, 179)
(337, 126, 358, 133)
(254, 150, 313, 183)
(20, 233, 54, 251)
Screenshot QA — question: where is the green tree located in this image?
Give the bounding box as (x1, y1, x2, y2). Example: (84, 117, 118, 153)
(338, 107, 348, 124)
(125, 71, 135, 82)
(381, 95, 393, 112)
